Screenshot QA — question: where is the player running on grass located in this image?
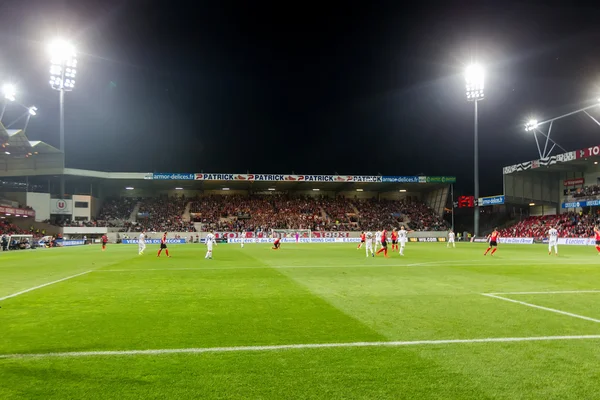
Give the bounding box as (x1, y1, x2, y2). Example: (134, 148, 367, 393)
(101, 234, 108, 251)
(365, 231, 374, 257)
(398, 225, 413, 256)
(548, 226, 558, 256)
(138, 231, 146, 255)
(376, 229, 389, 258)
(357, 232, 366, 249)
(484, 228, 500, 256)
(594, 226, 600, 255)
(157, 232, 171, 258)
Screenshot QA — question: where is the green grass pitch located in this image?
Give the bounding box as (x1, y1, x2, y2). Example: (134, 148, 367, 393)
(2, 242, 600, 399)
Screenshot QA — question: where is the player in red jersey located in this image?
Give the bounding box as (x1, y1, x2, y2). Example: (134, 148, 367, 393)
(272, 237, 281, 250)
(101, 235, 108, 251)
(594, 226, 600, 254)
(357, 232, 366, 249)
(484, 228, 500, 256)
(391, 229, 399, 251)
(157, 232, 171, 257)
(376, 229, 389, 257)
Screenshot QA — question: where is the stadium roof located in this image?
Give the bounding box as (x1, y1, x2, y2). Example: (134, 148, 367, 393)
(503, 143, 600, 175)
(0, 124, 61, 157)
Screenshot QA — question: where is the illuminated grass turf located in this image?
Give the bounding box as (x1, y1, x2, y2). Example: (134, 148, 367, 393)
(2, 243, 600, 399)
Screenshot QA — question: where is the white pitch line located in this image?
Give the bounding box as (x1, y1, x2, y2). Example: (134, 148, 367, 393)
(3, 335, 600, 359)
(490, 290, 600, 295)
(481, 293, 600, 323)
(0, 270, 92, 301)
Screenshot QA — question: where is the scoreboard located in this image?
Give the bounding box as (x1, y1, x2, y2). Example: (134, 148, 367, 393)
(457, 195, 475, 208)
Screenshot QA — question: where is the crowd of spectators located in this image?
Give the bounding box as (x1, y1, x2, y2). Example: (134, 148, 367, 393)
(500, 212, 600, 239)
(0, 219, 27, 235)
(133, 196, 195, 232)
(98, 197, 140, 221)
(571, 185, 600, 199)
(190, 195, 446, 232)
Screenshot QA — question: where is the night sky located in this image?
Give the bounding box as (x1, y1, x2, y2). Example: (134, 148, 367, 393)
(1, 0, 600, 196)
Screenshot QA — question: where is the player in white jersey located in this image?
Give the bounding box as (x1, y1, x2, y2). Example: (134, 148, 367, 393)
(138, 231, 146, 255)
(374, 231, 381, 252)
(365, 232, 375, 257)
(241, 231, 246, 248)
(205, 232, 216, 259)
(398, 226, 413, 256)
(447, 230, 456, 248)
(548, 227, 558, 255)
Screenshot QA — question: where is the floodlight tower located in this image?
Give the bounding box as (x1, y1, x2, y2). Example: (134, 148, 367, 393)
(465, 64, 484, 238)
(48, 39, 77, 197)
(0, 83, 16, 121)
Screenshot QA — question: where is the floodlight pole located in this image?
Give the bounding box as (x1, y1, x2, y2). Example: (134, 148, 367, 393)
(473, 99, 480, 238)
(0, 102, 7, 122)
(59, 88, 65, 197)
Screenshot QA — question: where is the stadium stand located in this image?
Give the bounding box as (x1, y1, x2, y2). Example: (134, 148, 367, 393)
(98, 197, 139, 221)
(500, 212, 600, 239)
(132, 196, 195, 232)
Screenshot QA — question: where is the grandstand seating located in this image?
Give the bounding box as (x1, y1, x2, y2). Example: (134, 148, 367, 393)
(500, 212, 599, 238)
(46, 194, 448, 233)
(0, 219, 27, 235)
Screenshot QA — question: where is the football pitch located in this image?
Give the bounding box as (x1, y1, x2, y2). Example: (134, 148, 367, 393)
(2, 242, 600, 399)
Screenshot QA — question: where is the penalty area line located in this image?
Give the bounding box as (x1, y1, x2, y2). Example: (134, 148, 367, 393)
(0, 270, 93, 302)
(3, 335, 600, 359)
(490, 290, 600, 295)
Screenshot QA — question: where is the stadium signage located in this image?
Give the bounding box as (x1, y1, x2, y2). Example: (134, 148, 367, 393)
(408, 237, 446, 242)
(426, 176, 457, 184)
(61, 240, 85, 246)
(193, 173, 383, 183)
(564, 178, 584, 186)
(562, 199, 600, 208)
(122, 239, 187, 244)
(577, 145, 600, 159)
(50, 199, 72, 215)
(478, 195, 505, 206)
(503, 151, 577, 175)
(0, 205, 35, 217)
(498, 238, 534, 244)
(558, 238, 595, 246)
(227, 238, 362, 244)
(153, 173, 195, 180)
(382, 176, 419, 183)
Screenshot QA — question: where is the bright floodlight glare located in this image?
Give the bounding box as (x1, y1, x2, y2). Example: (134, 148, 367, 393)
(465, 64, 484, 101)
(2, 84, 16, 101)
(525, 119, 538, 131)
(28, 106, 37, 116)
(48, 39, 75, 63)
(48, 39, 77, 91)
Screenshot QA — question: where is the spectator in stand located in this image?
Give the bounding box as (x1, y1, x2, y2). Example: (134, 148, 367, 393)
(500, 212, 600, 239)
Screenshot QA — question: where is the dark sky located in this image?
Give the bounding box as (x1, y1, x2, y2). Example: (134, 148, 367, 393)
(2, 0, 600, 195)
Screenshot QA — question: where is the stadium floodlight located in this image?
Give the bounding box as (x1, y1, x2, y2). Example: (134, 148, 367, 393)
(529, 202, 535, 206)
(356, 188, 364, 192)
(222, 187, 230, 191)
(524, 120, 538, 131)
(465, 64, 484, 101)
(175, 187, 183, 190)
(47, 38, 77, 198)
(465, 63, 484, 238)
(312, 188, 320, 191)
(2, 84, 16, 101)
(22, 106, 38, 133)
(125, 186, 134, 190)
(399, 189, 407, 192)
(0, 83, 16, 122)
(268, 188, 276, 191)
